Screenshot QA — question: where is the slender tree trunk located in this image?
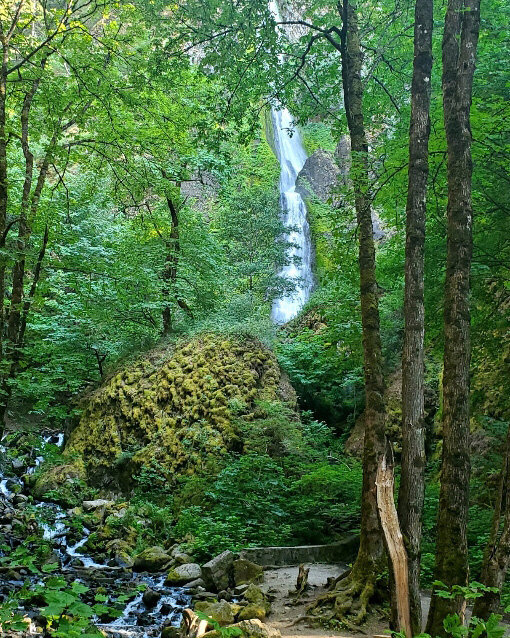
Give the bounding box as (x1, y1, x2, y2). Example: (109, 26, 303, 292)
(472, 425, 510, 619)
(0, 41, 9, 434)
(426, 1, 480, 634)
(161, 191, 192, 334)
(342, 0, 387, 583)
(309, 2, 387, 623)
(397, 0, 433, 633)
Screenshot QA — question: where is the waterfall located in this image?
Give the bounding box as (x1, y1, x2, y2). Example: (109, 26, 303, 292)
(270, 107, 314, 324)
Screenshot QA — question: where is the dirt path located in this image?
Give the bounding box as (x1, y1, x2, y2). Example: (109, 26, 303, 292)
(260, 564, 388, 638)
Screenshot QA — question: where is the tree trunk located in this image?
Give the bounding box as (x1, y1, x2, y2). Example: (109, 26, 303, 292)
(377, 448, 412, 638)
(0, 41, 8, 435)
(426, 0, 480, 634)
(397, 0, 433, 632)
(342, 0, 387, 594)
(472, 425, 510, 619)
(309, 2, 386, 625)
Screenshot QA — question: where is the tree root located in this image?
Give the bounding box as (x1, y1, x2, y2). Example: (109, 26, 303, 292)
(306, 569, 378, 629)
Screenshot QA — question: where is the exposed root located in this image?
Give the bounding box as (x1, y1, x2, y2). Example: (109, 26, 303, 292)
(285, 614, 315, 627)
(306, 569, 379, 629)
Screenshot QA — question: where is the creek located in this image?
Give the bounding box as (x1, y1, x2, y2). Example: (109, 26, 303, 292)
(0, 432, 190, 637)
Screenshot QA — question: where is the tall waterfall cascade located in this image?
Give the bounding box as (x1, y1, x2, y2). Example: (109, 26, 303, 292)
(270, 107, 314, 324)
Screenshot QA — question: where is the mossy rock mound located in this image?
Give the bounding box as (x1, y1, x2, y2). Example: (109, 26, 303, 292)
(65, 334, 296, 489)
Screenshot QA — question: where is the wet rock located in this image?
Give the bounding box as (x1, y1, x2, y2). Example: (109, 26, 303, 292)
(233, 559, 263, 586)
(82, 499, 115, 511)
(166, 563, 202, 585)
(183, 577, 206, 590)
(192, 591, 217, 601)
(33, 460, 87, 505)
(161, 626, 181, 638)
(11, 457, 26, 474)
(194, 600, 235, 625)
(133, 546, 172, 572)
(202, 550, 234, 592)
(160, 602, 173, 616)
(233, 584, 250, 597)
(218, 590, 232, 601)
(142, 588, 162, 608)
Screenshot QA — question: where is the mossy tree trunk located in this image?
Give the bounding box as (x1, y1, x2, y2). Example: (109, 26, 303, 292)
(426, 0, 480, 634)
(397, 0, 433, 633)
(472, 425, 510, 619)
(309, 1, 386, 625)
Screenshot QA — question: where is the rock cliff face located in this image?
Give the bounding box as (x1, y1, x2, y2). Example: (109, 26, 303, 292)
(64, 334, 297, 490)
(296, 150, 341, 204)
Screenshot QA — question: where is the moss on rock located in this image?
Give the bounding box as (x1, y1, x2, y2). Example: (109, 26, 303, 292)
(64, 334, 296, 489)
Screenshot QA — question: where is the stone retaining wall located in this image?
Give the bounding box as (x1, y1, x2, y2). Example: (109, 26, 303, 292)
(240, 535, 359, 567)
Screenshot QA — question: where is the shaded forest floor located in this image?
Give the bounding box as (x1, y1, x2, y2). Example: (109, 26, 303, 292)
(261, 564, 388, 638)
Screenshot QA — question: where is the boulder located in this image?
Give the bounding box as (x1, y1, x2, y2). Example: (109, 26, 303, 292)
(82, 499, 115, 511)
(238, 603, 267, 621)
(32, 460, 87, 506)
(243, 584, 265, 605)
(233, 559, 263, 586)
(133, 546, 172, 572)
(296, 150, 341, 203)
(65, 335, 297, 490)
(143, 588, 162, 608)
(171, 545, 193, 565)
(194, 600, 235, 626)
(183, 578, 206, 590)
(231, 619, 281, 638)
(202, 550, 234, 592)
(165, 563, 202, 585)
(161, 626, 180, 638)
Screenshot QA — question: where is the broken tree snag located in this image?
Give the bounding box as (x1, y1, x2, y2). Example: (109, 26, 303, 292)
(296, 564, 310, 597)
(376, 451, 412, 638)
(182, 609, 208, 638)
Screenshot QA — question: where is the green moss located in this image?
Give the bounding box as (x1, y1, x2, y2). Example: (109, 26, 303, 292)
(66, 334, 295, 490)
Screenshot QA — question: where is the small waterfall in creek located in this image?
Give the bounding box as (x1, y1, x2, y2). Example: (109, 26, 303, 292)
(270, 107, 314, 324)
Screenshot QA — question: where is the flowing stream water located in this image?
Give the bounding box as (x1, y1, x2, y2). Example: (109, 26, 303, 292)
(0, 432, 189, 637)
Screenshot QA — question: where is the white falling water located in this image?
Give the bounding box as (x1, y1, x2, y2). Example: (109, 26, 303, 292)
(271, 107, 314, 324)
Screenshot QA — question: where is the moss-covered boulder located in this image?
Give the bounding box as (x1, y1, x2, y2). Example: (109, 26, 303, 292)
(233, 559, 263, 586)
(133, 546, 172, 572)
(194, 600, 235, 626)
(32, 459, 87, 506)
(65, 334, 297, 489)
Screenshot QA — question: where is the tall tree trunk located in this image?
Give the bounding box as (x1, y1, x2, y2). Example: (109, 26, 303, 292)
(472, 425, 510, 619)
(343, 0, 387, 587)
(397, 0, 433, 633)
(426, 0, 480, 634)
(0, 40, 9, 434)
(310, 2, 386, 624)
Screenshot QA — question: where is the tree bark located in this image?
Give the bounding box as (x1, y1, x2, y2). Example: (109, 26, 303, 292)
(426, 0, 480, 634)
(309, 2, 387, 624)
(0, 39, 9, 434)
(472, 425, 510, 619)
(341, 0, 387, 592)
(397, 0, 433, 633)
(377, 448, 412, 638)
